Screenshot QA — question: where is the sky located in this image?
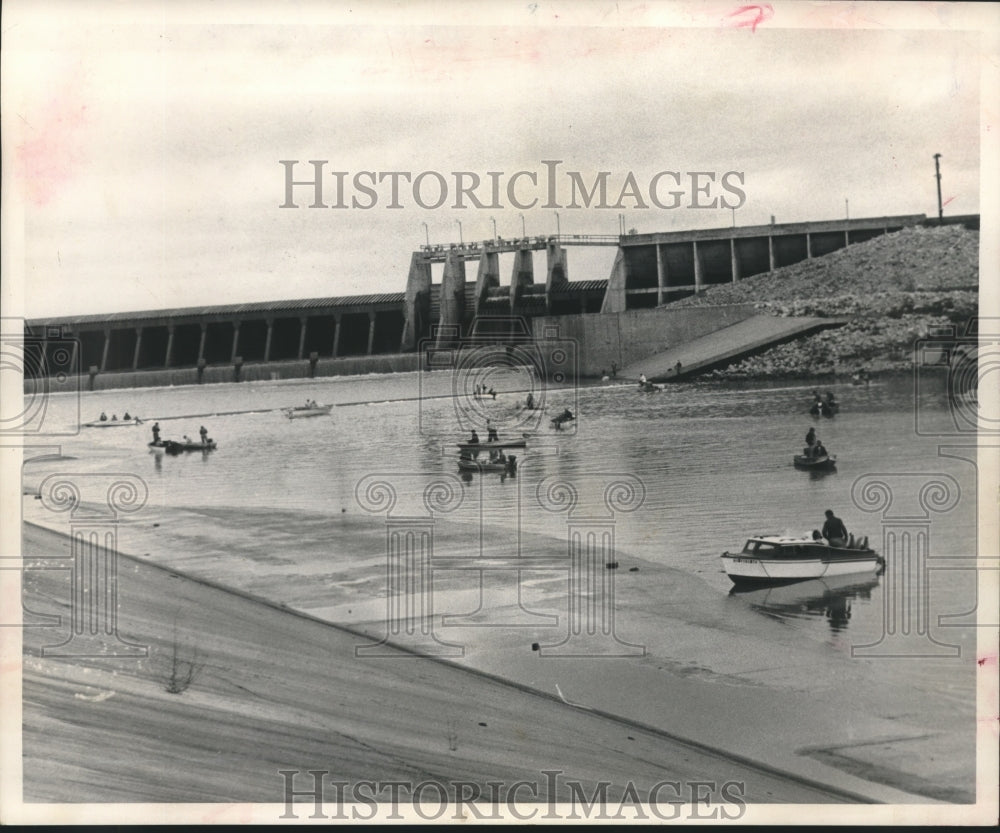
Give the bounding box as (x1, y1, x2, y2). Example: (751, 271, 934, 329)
(3, 0, 997, 318)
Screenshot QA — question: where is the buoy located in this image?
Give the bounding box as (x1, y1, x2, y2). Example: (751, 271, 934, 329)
(531, 642, 540, 651)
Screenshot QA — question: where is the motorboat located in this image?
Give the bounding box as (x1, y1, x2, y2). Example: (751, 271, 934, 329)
(793, 453, 837, 471)
(720, 534, 882, 586)
(456, 439, 527, 450)
(281, 403, 333, 419)
(150, 438, 217, 454)
(85, 417, 143, 427)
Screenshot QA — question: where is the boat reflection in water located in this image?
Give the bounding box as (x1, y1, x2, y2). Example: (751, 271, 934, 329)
(729, 573, 879, 633)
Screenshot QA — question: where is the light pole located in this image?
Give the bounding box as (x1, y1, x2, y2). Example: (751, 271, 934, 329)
(554, 211, 560, 238)
(933, 153, 943, 220)
(731, 207, 736, 228)
(422, 221, 429, 247)
(845, 198, 849, 222)
(456, 219, 463, 245)
(490, 216, 497, 240)
(519, 213, 526, 237)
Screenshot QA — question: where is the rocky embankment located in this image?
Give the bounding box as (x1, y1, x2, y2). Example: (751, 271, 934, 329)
(668, 224, 978, 380)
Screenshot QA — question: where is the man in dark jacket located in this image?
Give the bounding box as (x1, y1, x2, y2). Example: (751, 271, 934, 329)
(822, 509, 849, 547)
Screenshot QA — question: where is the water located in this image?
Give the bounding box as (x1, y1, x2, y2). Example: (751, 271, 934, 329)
(20, 369, 981, 795)
(22, 371, 979, 647)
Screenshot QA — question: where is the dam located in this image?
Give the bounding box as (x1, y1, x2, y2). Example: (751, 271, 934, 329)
(23, 213, 975, 391)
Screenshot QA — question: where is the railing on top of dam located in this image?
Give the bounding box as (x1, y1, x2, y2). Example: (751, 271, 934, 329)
(418, 234, 621, 260)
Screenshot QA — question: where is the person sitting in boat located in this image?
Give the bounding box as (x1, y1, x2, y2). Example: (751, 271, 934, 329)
(469, 429, 480, 445)
(151, 422, 161, 443)
(813, 440, 827, 458)
(99, 412, 108, 422)
(812, 529, 824, 542)
(552, 408, 575, 429)
(825, 391, 838, 407)
(638, 373, 647, 389)
(822, 509, 849, 548)
(183, 434, 192, 444)
(123, 412, 131, 421)
(804, 427, 818, 454)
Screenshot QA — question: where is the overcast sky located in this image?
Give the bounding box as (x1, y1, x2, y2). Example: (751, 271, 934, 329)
(4, 1, 995, 318)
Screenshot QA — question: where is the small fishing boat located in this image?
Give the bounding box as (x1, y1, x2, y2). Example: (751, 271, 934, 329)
(809, 400, 839, 418)
(281, 404, 333, 419)
(721, 534, 882, 586)
(458, 456, 517, 474)
(153, 439, 218, 454)
(456, 439, 527, 450)
(85, 417, 143, 428)
(793, 453, 837, 471)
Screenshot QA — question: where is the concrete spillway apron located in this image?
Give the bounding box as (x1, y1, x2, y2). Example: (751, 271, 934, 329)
(620, 314, 849, 382)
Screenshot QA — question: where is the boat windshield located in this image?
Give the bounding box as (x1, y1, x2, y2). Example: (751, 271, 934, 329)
(741, 540, 780, 554)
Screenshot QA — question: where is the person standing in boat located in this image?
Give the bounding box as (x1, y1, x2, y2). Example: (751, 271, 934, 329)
(525, 392, 535, 410)
(199, 425, 209, 445)
(151, 422, 161, 443)
(486, 419, 499, 443)
(822, 509, 849, 548)
(805, 426, 816, 451)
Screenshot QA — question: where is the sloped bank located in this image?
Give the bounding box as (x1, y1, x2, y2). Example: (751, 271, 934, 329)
(667, 225, 978, 380)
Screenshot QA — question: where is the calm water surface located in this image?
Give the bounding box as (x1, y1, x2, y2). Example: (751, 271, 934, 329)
(22, 370, 979, 686)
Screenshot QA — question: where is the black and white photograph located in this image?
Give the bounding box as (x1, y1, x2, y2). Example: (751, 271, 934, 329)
(2, 0, 998, 825)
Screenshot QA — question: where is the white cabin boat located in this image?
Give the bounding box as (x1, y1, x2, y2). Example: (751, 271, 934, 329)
(721, 534, 882, 586)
